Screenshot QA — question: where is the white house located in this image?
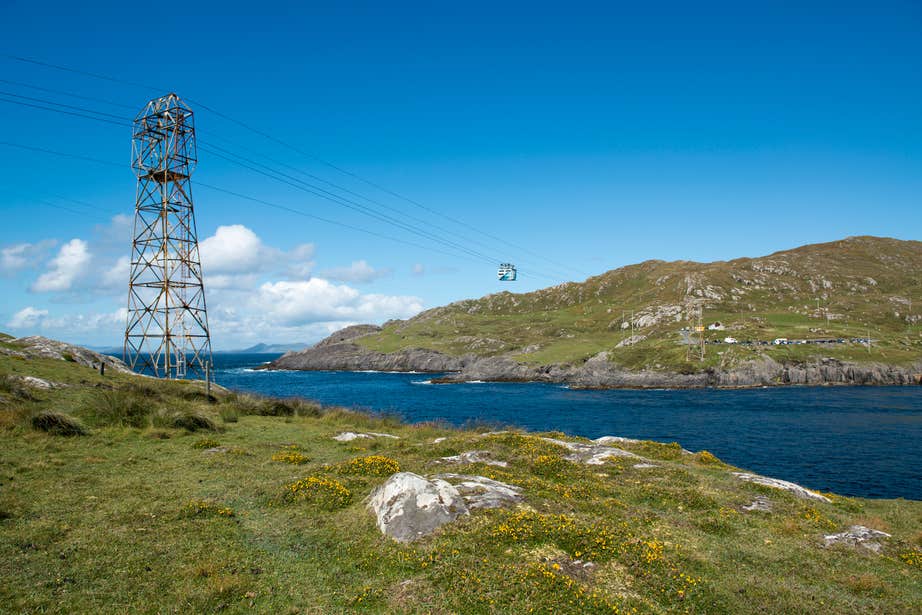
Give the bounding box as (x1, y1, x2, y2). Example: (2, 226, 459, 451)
(707, 322, 725, 331)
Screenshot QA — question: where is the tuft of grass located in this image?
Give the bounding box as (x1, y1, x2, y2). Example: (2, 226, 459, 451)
(156, 407, 219, 432)
(81, 389, 154, 428)
(30, 410, 88, 436)
(218, 406, 239, 423)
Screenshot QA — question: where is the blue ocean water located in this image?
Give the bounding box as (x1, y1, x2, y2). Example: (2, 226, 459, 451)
(214, 353, 922, 500)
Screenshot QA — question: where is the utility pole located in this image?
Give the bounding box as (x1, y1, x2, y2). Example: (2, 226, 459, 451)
(124, 93, 212, 382)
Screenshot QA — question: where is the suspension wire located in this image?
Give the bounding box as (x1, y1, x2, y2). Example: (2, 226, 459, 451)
(198, 143, 508, 267)
(3, 54, 587, 278)
(187, 96, 588, 278)
(36, 198, 92, 217)
(0, 79, 565, 281)
(198, 144, 561, 282)
(0, 89, 535, 272)
(0, 94, 131, 127)
(194, 182, 484, 263)
(0, 140, 124, 167)
(0, 140, 510, 270)
(197, 133, 577, 281)
(0, 78, 137, 110)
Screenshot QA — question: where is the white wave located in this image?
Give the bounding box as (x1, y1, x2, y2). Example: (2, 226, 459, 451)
(411, 379, 433, 385)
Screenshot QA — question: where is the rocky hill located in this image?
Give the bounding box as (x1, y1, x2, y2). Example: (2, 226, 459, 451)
(270, 236, 922, 387)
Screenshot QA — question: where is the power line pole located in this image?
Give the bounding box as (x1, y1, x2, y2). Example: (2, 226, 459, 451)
(124, 93, 213, 382)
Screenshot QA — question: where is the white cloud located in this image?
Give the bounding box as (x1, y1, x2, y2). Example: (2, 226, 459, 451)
(101, 256, 130, 289)
(7, 306, 49, 329)
(251, 279, 422, 326)
(199, 224, 275, 274)
(31, 239, 91, 292)
(320, 259, 390, 284)
(1, 240, 57, 274)
(285, 243, 315, 279)
(412, 263, 425, 276)
(4, 223, 427, 348)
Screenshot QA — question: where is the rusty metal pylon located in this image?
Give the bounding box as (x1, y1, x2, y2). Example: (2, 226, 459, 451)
(124, 93, 212, 381)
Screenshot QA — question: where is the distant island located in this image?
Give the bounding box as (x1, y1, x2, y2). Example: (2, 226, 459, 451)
(269, 236, 922, 388)
(217, 342, 310, 354)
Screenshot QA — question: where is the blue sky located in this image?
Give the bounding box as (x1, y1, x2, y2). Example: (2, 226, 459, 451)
(1, 1, 920, 348)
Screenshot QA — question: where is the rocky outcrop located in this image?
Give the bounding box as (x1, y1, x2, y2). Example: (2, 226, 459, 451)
(333, 431, 399, 442)
(271, 341, 470, 373)
(431, 474, 523, 510)
(742, 496, 773, 513)
(732, 472, 830, 502)
(367, 472, 522, 542)
(540, 436, 642, 465)
(433, 451, 509, 468)
(367, 473, 468, 543)
(267, 327, 922, 389)
(823, 526, 891, 553)
(3, 336, 131, 373)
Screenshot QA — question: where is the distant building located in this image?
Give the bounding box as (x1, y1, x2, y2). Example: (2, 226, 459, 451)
(707, 322, 725, 331)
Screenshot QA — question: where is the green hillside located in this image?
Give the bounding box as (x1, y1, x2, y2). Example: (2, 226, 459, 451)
(1, 338, 921, 613)
(359, 236, 922, 372)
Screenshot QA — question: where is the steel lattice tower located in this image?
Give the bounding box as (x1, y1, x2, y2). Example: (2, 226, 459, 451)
(124, 93, 213, 380)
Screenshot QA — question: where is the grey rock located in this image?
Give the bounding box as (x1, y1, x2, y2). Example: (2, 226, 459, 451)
(367, 472, 468, 543)
(742, 496, 773, 512)
(632, 463, 659, 469)
(823, 525, 891, 552)
(333, 431, 399, 442)
(593, 435, 642, 445)
(10, 336, 132, 373)
(434, 450, 508, 468)
(14, 376, 60, 389)
(540, 437, 642, 465)
(432, 473, 523, 510)
(733, 472, 830, 502)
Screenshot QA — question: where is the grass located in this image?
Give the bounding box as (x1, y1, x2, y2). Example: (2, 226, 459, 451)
(1, 350, 921, 613)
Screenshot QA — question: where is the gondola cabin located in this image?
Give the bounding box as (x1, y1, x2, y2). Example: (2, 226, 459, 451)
(498, 263, 517, 281)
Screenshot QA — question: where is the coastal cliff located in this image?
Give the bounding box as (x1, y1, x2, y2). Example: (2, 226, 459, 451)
(268, 325, 922, 388)
(269, 237, 922, 387)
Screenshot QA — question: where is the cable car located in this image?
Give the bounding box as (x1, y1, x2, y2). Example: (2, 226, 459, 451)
(498, 263, 517, 281)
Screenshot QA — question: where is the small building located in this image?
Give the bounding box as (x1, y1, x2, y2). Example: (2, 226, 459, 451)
(707, 322, 725, 331)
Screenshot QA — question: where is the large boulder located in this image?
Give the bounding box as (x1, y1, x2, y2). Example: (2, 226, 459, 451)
(367, 472, 469, 543)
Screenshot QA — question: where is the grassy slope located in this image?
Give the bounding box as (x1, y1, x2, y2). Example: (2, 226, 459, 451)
(1, 353, 921, 613)
(358, 236, 922, 372)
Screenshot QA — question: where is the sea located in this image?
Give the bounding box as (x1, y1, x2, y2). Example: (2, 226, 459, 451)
(212, 353, 922, 501)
